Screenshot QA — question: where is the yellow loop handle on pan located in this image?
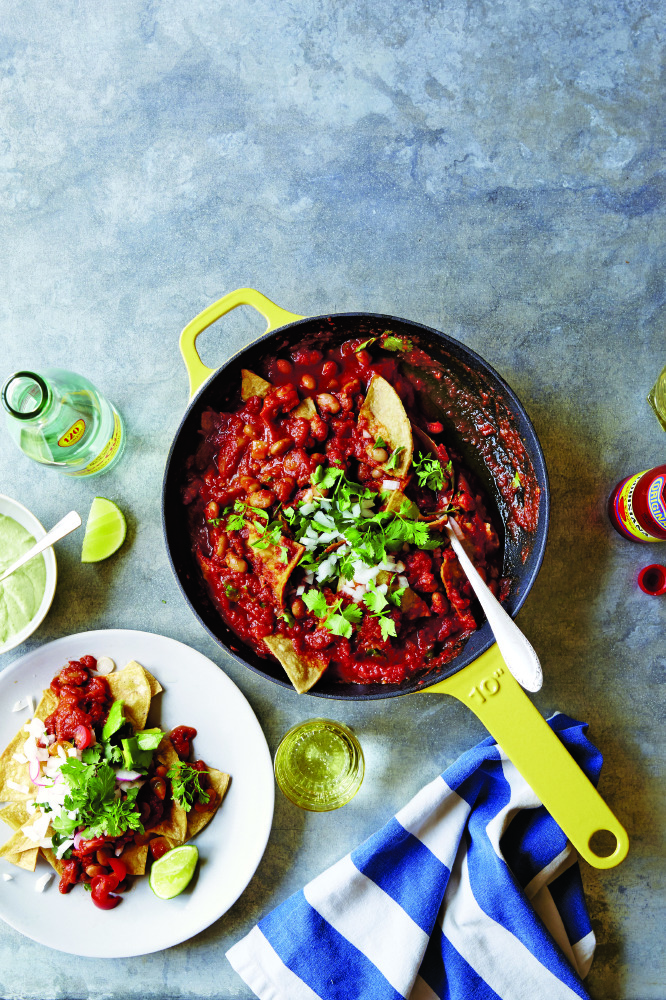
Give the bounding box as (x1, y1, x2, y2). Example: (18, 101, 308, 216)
(179, 287, 303, 398)
(423, 644, 629, 868)
(178, 287, 629, 870)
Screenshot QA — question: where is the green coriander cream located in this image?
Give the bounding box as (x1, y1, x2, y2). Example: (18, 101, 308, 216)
(0, 514, 47, 643)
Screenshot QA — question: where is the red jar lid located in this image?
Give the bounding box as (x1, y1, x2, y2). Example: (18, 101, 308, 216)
(637, 564, 666, 596)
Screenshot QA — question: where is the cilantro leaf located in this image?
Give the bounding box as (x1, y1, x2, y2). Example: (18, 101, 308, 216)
(385, 446, 405, 470)
(303, 589, 329, 618)
(512, 471, 522, 487)
(382, 334, 413, 352)
(53, 759, 145, 840)
(363, 580, 389, 614)
(167, 762, 211, 813)
(379, 615, 397, 641)
(413, 452, 446, 492)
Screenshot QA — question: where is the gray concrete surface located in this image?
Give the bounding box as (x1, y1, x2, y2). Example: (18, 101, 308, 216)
(0, 1, 664, 997)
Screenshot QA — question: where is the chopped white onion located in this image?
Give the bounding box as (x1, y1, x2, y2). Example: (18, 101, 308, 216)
(382, 480, 400, 490)
(12, 697, 29, 712)
(2, 873, 13, 882)
(11, 752, 28, 765)
(34, 873, 54, 893)
(7, 780, 29, 795)
(115, 769, 142, 782)
(362, 430, 372, 439)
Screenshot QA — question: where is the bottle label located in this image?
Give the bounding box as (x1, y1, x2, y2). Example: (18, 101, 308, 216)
(57, 418, 86, 448)
(69, 412, 123, 477)
(647, 475, 666, 530)
(612, 471, 662, 541)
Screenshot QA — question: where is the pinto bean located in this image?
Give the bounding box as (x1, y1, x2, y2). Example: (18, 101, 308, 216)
(321, 360, 338, 378)
(355, 349, 372, 367)
(242, 423, 258, 439)
(276, 359, 293, 374)
(291, 598, 306, 619)
(316, 393, 340, 414)
(300, 374, 316, 390)
(310, 453, 327, 467)
(226, 552, 248, 573)
(250, 440, 269, 460)
(310, 414, 328, 441)
(371, 447, 389, 463)
(250, 489, 276, 509)
(205, 500, 220, 519)
(216, 535, 228, 558)
(270, 437, 293, 456)
(341, 377, 361, 395)
(371, 468, 383, 479)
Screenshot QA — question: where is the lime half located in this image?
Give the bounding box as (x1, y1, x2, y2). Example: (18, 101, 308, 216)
(149, 845, 199, 900)
(81, 497, 127, 563)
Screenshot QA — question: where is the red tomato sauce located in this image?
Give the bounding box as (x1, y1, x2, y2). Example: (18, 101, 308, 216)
(182, 334, 516, 686)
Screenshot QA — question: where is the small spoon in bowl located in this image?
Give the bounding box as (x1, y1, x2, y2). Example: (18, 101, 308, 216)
(0, 510, 82, 585)
(444, 517, 543, 692)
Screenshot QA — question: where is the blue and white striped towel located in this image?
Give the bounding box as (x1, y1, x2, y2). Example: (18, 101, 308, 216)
(227, 714, 599, 1000)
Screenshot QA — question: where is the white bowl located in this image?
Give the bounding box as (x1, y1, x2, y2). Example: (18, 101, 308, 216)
(0, 494, 57, 655)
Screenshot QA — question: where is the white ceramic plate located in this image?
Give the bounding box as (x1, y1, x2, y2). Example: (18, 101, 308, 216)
(0, 494, 58, 655)
(0, 629, 274, 957)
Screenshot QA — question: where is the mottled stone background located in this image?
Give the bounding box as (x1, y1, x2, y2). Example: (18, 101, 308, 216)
(0, 1, 664, 998)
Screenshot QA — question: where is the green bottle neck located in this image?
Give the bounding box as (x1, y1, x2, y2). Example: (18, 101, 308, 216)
(1, 371, 52, 421)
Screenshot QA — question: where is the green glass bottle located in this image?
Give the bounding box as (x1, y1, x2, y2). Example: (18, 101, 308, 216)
(1, 368, 125, 478)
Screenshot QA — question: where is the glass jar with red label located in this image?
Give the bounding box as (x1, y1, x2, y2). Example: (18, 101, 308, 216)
(608, 464, 666, 542)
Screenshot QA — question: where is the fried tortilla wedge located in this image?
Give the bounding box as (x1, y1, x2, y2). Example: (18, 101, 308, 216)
(246, 524, 305, 607)
(292, 396, 317, 419)
(263, 635, 328, 694)
(241, 369, 272, 400)
(107, 661, 153, 732)
(0, 833, 38, 871)
(359, 375, 413, 478)
(185, 768, 230, 840)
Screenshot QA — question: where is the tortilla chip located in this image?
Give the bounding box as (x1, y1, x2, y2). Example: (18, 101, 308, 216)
(35, 688, 58, 721)
(0, 833, 38, 871)
(38, 845, 64, 875)
(359, 375, 413, 478)
(0, 727, 33, 803)
(107, 661, 152, 732)
(142, 669, 162, 698)
(121, 842, 150, 876)
(241, 369, 272, 401)
(263, 634, 328, 694)
(0, 801, 32, 831)
(246, 524, 305, 607)
(185, 768, 230, 840)
(292, 396, 317, 419)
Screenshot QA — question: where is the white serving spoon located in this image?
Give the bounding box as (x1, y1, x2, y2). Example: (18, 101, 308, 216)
(445, 517, 543, 692)
(0, 510, 82, 585)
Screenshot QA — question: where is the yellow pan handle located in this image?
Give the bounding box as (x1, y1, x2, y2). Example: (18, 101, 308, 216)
(179, 287, 304, 398)
(423, 645, 629, 869)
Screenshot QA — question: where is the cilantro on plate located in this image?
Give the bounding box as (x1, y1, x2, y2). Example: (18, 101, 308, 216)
(167, 762, 211, 813)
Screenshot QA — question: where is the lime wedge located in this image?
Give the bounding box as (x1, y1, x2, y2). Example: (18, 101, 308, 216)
(149, 845, 199, 899)
(80, 497, 127, 563)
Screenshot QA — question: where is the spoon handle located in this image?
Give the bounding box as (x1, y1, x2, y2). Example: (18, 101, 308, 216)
(446, 522, 543, 692)
(0, 511, 82, 585)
